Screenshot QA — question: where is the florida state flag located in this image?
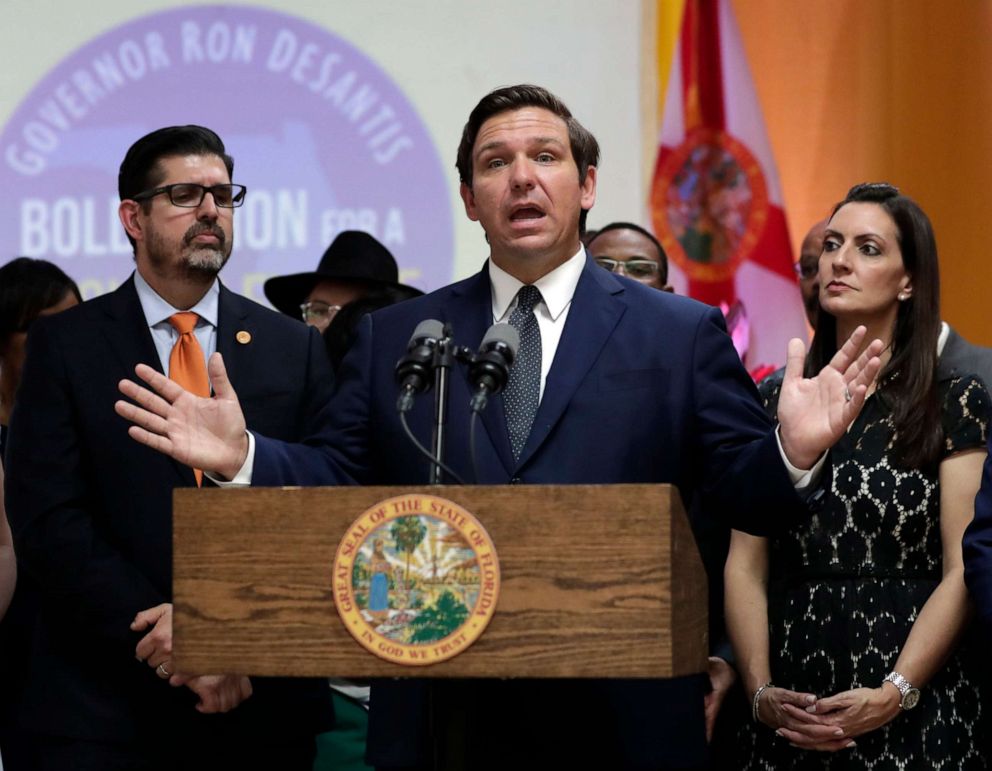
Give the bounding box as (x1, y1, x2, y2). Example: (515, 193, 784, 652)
(651, 0, 806, 371)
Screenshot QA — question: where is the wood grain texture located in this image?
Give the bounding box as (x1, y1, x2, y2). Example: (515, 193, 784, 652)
(172, 484, 708, 678)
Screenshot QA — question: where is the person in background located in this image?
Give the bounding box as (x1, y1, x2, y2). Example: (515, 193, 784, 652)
(264, 229, 419, 333)
(727, 183, 990, 769)
(0, 257, 80, 770)
(0, 258, 81, 458)
(322, 284, 423, 374)
(3, 126, 333, 769)
(588, 221, 673, 292)
(939, 322, 992, 392)
(794, 216, 992, 392)
(796, 219, 828, 329)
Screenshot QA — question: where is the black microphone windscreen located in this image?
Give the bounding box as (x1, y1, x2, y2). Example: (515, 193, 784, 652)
(408, 319, 444, 347)
(480, 322, 519, 357)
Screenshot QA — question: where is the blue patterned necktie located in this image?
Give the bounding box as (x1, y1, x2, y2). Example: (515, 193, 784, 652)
(504, 285, 543, 461)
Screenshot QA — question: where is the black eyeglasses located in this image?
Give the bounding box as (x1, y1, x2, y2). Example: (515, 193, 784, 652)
(594, 257, 660, 280)
(132, 183, 247, 208)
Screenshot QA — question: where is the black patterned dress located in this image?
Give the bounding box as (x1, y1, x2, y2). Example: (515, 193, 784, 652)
(738, 373, 991, 770)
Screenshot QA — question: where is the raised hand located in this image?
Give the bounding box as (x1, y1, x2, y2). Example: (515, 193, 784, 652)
(115, 353, 249, 480)
(777, 326, 884, 470)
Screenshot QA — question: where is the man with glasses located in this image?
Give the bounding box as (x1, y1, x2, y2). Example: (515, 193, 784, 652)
(263, 229, 421, 333)
(3, 125, 333, 769)
(588, 220, 674, 292)
(796, 218, 827, 328)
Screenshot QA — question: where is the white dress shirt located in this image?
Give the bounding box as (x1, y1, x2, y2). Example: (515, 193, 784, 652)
(488, 246, 585, 402)
(133, 269, 219, 375)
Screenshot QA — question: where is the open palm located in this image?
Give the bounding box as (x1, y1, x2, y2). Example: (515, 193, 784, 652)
(115, 353, 249, 480)
(778, 327, 884, 470)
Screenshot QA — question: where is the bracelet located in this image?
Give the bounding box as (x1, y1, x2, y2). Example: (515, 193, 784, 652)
(752, 681, 773, 724)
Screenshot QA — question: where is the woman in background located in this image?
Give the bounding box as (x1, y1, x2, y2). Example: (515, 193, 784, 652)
(726, 184, 990, 768)
(0, 256, 80, 616)
(0, 256, 80, 769)
(0, 258, 81, 458)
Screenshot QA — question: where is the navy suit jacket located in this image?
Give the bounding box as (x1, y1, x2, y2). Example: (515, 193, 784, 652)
(255, 260, 793, 514)
(3, 276, 333, 745)
(940, 325, 992, 392)
(250, 258, 800, 767)
(964, 430, 992, 638)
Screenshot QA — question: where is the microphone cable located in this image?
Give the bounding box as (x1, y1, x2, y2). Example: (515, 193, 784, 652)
(469, 409, 482, 485)
(398, 409, 466, 485)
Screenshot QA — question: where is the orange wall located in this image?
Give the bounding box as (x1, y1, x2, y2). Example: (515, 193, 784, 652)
(734, 0, 992, 345)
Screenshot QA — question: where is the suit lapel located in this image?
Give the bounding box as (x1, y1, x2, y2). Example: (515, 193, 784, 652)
(515, 258, 626, 468)
(215, 282, 250, 390)
(99, 275, 164, 377)
(442, 267, 515, 475)
(101, 275, 194, 485)
(937, 327, 962, 380)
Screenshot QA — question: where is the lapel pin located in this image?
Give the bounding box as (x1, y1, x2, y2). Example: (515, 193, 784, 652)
(236, 330, 252, 345)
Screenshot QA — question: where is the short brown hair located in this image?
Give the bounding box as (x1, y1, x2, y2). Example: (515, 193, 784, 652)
(456, 84, 600, 189)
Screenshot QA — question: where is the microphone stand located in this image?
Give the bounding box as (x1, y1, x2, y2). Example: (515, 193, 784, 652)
(429, 325, 455, 485)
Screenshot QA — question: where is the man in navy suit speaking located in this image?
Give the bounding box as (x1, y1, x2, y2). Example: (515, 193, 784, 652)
(117, 87, 882, 769)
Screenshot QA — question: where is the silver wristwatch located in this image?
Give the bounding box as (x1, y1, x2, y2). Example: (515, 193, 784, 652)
(882, 671, 921, 710)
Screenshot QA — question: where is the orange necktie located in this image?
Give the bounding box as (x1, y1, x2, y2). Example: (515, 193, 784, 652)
(168, 312, 210, 486)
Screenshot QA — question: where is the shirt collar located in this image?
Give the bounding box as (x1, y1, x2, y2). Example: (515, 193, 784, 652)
(937, 321, 950, 357)
(133, 269, 220, 329)
(488, 245, 586, 322)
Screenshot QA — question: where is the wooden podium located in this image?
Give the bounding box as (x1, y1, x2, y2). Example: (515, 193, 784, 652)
(171, 483, 708, 678)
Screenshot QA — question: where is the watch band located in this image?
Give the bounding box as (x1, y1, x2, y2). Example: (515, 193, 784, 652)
(883, 671, 921, 709)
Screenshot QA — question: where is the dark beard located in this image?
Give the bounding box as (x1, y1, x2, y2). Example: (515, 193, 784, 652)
(182, 221, 229, 277)
(145, 222, 231, 281)
(184, 246, 228, 277)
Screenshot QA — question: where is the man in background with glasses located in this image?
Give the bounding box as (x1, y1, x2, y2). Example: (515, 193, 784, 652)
(263, 229, 421, 333)
(588, 220, 674, 293)
(3, 125, 333, 769)
(795, 218, 827, 329)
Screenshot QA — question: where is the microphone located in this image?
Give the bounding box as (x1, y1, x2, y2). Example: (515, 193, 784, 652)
(468, 323, 519, 413)
(395, 319, 445, 413)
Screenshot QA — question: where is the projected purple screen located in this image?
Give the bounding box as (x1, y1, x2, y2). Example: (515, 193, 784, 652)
(0, 5, 454, 301)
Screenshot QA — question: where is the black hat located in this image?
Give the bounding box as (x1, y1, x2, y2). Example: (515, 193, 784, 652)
(263, 230, 421, 317)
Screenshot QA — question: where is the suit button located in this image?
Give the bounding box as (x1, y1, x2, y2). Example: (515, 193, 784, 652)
(510, 477, 523, 484)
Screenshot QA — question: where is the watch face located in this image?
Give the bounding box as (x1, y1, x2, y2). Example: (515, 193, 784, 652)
(902, 688, 921, 710)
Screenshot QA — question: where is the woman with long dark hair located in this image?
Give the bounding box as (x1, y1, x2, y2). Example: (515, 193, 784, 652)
(726, 183, 991, 768)
(0, 258, 81, 446)
(0, 256, 80, 614)
(0, 256, 80, 768)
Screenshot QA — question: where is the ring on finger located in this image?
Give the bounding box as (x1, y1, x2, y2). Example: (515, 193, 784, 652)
(156, 661, 172, 679)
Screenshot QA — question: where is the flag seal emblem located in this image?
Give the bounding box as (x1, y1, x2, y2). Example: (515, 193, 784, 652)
(651, 127, 770, 284)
